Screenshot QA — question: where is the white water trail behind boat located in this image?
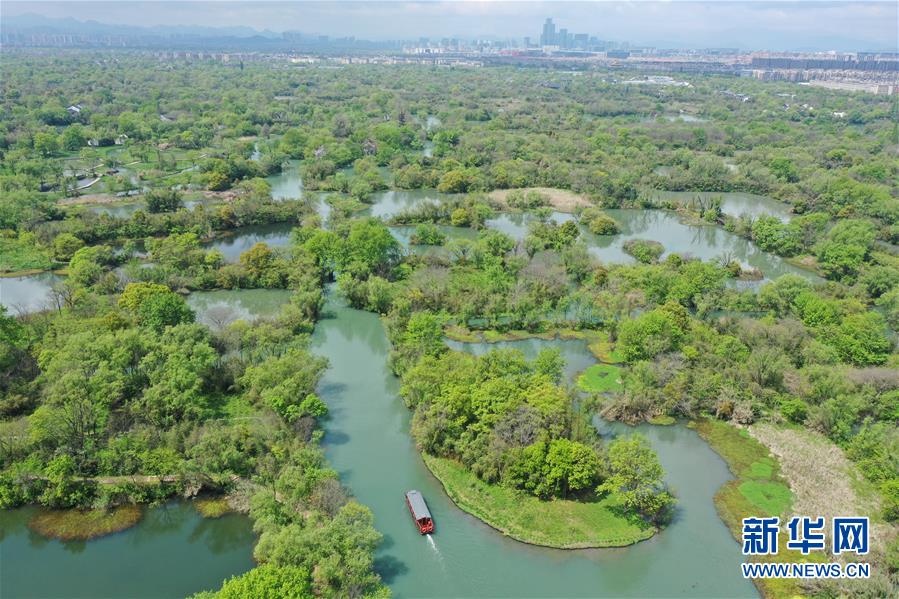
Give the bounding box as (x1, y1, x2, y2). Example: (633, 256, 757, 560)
(426, 534, 445, 570)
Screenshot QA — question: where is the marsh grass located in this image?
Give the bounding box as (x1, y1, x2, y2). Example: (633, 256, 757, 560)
(28, 505, 143, 541)
(194, 497, 233, 518)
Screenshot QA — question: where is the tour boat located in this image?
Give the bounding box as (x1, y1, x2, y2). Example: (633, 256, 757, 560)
(405, 490, 434, 534)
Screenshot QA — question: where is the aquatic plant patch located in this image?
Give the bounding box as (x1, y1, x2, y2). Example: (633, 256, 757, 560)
(28, 505, 144, 541)
(577, 364, 624, 393)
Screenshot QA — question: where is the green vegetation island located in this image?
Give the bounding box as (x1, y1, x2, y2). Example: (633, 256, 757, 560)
(0, 48, 897, 599)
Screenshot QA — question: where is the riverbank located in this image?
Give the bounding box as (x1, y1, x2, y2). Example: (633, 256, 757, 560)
(0, 237, 55, 274)
(423, 454, 656, 549)
(692, 418, 811, 599)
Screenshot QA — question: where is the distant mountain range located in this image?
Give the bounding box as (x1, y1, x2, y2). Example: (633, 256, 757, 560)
(2, 13, 279, 39)
(1, 13, 398, 51)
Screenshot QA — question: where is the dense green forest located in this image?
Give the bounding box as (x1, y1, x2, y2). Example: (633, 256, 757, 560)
(1, 51, 897, 596)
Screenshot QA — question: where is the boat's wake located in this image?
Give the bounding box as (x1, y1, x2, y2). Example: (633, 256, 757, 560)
(426, 534, 445, 570)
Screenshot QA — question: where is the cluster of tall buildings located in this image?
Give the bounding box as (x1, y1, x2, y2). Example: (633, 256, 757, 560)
(537, 18, 599, 51)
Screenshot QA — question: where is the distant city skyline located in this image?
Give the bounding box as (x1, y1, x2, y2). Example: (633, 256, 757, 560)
(4, 1, 897, 51)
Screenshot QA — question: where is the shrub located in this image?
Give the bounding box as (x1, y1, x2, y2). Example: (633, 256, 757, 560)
(622, 239, 664, 263)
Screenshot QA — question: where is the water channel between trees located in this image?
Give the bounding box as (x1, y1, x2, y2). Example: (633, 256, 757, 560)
(0, 283, 762, 597)
(311, 291, 757, 597)
(0, 173, 808, 596)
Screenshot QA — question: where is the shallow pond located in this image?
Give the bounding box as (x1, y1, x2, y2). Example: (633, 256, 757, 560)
(389, 224, 480, 255)
(202, 223, 296, 262)
(645, 191, 792, 222)
(313, 291, 757, 597)
(0, 273, 63, 315)
(80, 197, 213, 218)
(0, 502, 254, 598)
(485, 208, 816, 283)
(585, 209, 816, 281)
(187, 288, 293, 328)
(486, 211, 576, 240)
(364, 189, 461, 220)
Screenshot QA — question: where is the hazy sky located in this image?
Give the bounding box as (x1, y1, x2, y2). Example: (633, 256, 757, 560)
(5, 1, 898, 50)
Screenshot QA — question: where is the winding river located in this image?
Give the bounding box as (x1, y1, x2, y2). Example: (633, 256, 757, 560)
(313, 292, 757, 597)
(0, 182, 810, 596)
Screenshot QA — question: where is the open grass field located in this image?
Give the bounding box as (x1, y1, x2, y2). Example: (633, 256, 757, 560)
(424, 454, 656, 549)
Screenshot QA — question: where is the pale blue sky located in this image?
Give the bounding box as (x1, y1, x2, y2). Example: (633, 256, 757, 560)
(4, 1, 897, 50)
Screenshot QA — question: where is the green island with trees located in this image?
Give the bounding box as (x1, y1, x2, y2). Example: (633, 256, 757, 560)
(1, 50, 897, 597)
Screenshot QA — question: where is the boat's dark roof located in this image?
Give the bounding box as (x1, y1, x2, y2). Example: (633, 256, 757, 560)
(405, 490, 432, 520)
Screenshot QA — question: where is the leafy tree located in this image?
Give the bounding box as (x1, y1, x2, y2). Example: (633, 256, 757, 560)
(38, 455, 95, 508)
(61, 125, 87, 151)
(618, 309, 685, 362)
(52, 233, 84, 261)
(145, 189, 183, 213)
(622, 239, 664, 264)
(507, 438, 600, 498)
(200, 564, 312, 599)
(240, 348, 328, 421)
(138, 324, 215, 426)
(598, 434, 673, 523)
(67, 245, 115, 288)
(137, 291, 195, 332)
(119, 282, 172, 312)
(339, 218, 401, 278)
(824, 312, 892, 366)
(33, 132, 60, 157)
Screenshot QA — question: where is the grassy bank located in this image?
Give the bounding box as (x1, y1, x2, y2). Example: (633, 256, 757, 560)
(423, 454, 656, 549)
(693, 419, 816, 599)
(0, 237, 54, 274)
(577, 363, 624, 393)
(27, 505, 144, 541)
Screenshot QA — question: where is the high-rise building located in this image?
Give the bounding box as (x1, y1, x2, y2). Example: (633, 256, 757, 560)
(540, 18, 556, 46)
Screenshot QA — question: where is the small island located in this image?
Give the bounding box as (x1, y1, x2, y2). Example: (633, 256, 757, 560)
(425, 455, 656, 548)
(389, 315, 675, 548)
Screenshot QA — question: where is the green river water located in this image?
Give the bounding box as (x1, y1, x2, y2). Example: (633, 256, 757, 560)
(0, 285, 758, 598)
(0, 502, 254, 598)
(311, 292, 757, 597)
(0, 183, 809, 596)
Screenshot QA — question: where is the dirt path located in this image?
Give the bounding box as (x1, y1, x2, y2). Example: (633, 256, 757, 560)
(76, 176, 103, 190)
